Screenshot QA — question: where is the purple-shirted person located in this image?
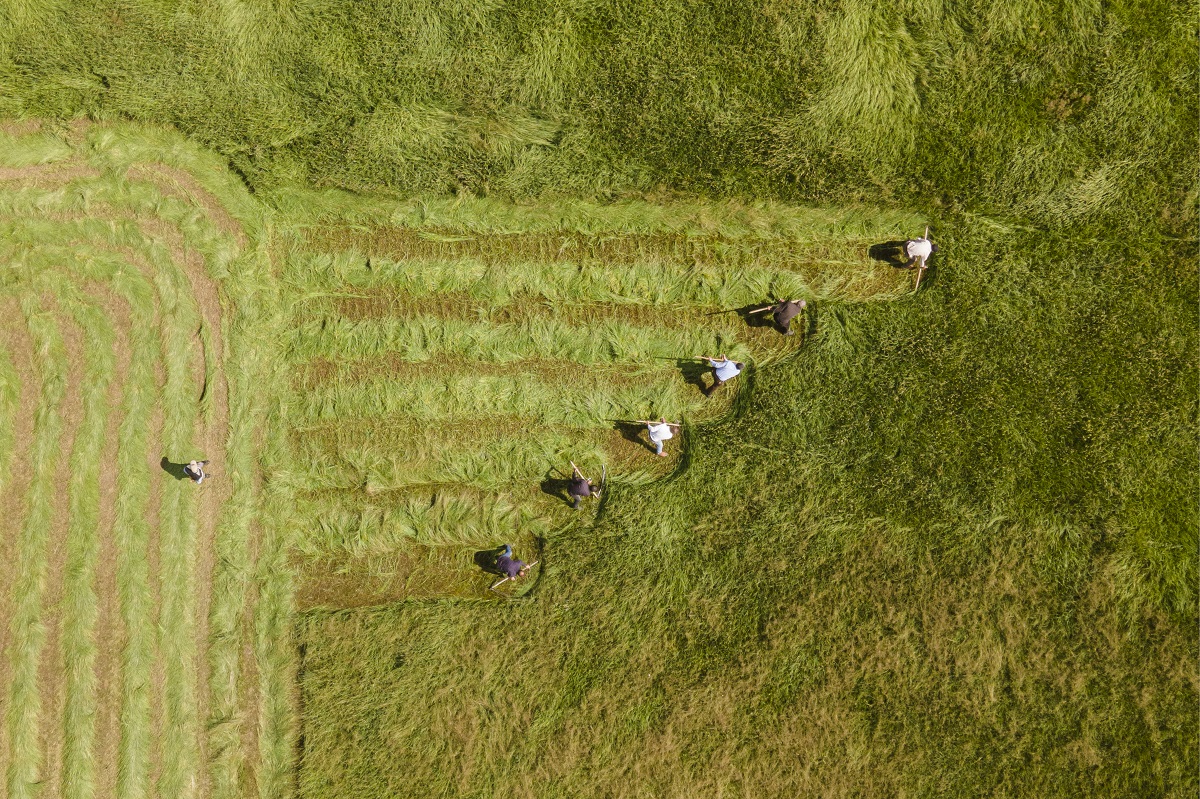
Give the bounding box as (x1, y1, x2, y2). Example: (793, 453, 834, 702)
(495, 544, 530, 580)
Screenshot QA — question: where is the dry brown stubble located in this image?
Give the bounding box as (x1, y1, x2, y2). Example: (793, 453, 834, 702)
(35, 292, 87, 799)
(0, 296, 41, 790)
(88, 281, 135, 799)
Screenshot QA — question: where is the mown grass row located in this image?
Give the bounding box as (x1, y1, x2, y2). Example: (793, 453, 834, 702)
(288, 241, 906, 307)
(289, 314, 752, 370)
(0, 346, 17, 493)
(254, 406, 300, 799)
(201, 238, 285, 799)
(4, 293, 67, 799)
(301, 232, 904, 300)
(293, 491, 553, 559)
(296, 420, 658, 490)
(105, 263, 159, 799)
(54, 277, 116, 799)
(277, 191, 925, 243)
(205, 268, 263, 799)
(297, 367, 701, 428)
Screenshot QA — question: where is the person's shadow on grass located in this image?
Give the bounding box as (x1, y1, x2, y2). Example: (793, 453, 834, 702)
(160, 457, 192, 481)
(672, 358, 713, 395)
(612, 420, 658, 454)
(539, 468, 574, 508)
(473, 546, 507, 576)
(869, 241, 910, 267)
(733, 302, 777, 331)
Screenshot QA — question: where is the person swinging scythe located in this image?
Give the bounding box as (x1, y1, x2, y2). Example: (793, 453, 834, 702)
(747, 298, 807, 335)
(567, 460, 601, 510)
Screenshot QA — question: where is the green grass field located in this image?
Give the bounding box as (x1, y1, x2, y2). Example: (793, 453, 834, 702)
(0, 0, 1196, 796)
(0, 125, 290, 799)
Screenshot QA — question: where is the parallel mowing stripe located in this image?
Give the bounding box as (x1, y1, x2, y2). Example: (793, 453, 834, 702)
(3, 138, 268, 798)
(5, 175, 250, 799)
(288, 315, 743, 369)
(0, 348, 18, 492)
(54, 280, 116, 799)
(297, 370, 701, 427)
(290, 251, 900, 306)
(304, 225, 890, 275)
(4, 296, 67, 799)
(255, 407, 298, 799)
(293, 491, 545, 558)
(296, 427, 638, 493)
(152, 234, 204, 799)
(284, 192, 924, 240)
(4, 205, 213, 799)
(207, 260, 264, 799)
(105, 264, 159, 799)
(11, 228, 190, 799)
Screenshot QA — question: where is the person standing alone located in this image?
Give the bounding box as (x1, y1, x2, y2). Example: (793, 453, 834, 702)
(183, 460, 209, 484)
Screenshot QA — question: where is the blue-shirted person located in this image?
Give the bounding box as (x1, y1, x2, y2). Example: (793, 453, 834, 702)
(697, 354, 744, 396)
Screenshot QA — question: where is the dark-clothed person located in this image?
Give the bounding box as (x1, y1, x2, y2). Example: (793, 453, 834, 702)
(496, 544, 527, 578)
(772, 300, 806, 335)
(568, 475, 593, 509)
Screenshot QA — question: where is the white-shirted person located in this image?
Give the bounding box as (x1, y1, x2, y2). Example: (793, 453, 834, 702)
(646, 418, 677, 457)
(903, 233, 938, 270)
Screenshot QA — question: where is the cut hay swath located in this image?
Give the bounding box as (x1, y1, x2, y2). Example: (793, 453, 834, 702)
(0, 124, 286, 799)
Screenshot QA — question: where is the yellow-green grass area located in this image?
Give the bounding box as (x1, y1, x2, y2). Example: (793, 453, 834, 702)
(279, 191, 921, 606)
(0, 124, 292, 799)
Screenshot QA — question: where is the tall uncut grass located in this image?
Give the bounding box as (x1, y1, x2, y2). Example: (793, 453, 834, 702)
(1, 0, 1189, 238)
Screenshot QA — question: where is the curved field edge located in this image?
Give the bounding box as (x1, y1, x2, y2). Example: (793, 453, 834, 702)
(0, 124, 292, 799)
